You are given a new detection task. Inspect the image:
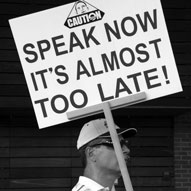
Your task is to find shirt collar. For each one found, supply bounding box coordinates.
[79,176,105,191]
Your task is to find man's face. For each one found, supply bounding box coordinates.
[94,136,130,175]
[75,2,88,14]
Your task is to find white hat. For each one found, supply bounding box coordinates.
[77,118,137,149]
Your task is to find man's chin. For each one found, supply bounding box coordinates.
[115,167,123,177]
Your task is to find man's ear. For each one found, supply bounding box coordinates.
[85,147,96,162]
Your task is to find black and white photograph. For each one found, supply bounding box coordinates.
[0,0,191,190]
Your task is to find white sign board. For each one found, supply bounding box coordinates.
[9,0,182,129]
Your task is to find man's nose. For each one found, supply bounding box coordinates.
[122,145,130,154]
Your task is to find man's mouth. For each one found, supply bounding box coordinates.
[124,155,130,162]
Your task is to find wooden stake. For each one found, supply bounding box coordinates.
[103,102,133,191]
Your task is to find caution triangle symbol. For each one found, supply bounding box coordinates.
[64,0,105,28]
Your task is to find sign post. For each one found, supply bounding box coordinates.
[103,101,133,191]
[67,92,146,191]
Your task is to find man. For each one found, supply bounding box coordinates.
[72,118,137,191]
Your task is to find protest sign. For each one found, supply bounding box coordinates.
[9,0,182,129]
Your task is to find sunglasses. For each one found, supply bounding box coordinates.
[88,139,129,149]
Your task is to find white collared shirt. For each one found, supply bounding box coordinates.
[72,176,109,191]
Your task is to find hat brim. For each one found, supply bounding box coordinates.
[101,128,137,138]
